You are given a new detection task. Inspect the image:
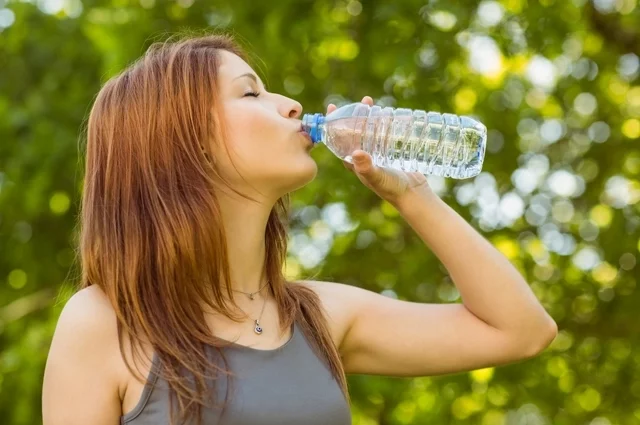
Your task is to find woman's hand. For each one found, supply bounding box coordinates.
[326,96,433,206]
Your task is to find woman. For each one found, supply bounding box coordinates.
[42,34,557,425]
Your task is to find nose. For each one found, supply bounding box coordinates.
[278,96,303,119]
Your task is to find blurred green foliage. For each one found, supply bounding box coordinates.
[1,0,639,424]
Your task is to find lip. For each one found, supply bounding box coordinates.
[299,130,313,146]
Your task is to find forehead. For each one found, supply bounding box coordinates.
[217,50,255,81]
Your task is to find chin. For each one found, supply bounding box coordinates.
[280,156,318,194]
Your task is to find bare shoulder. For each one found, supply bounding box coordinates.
[53,285,120,352]
[63,285,117,320]
[42,285,124,424]
[294,280,374,351]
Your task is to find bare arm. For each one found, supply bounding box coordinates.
[302,187,557,377]
[393,187,557,339]
[42,287,123,425]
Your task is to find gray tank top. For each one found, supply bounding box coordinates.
[121,321,352,424]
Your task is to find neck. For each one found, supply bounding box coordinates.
[217,189,275,295]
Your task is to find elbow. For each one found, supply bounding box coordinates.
[522,317,558,358]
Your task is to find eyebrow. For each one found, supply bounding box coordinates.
[233,72,265,88]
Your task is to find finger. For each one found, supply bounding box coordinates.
[361,96,374,106]
[327,103,337,114]
[352,149,372,163]
[352,150,375,174]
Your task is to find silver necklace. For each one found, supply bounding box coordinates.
[231,280,269,301]
[252,295,267,335]
[230,281,269,334]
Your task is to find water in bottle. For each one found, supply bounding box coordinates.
[302,102,487,179]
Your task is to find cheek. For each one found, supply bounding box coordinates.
[215,110,273,172]
[224,136,316,180]
[223,107,279,160]
[215,136,317,193]
[222,124,279,172]
[216,107,317,191]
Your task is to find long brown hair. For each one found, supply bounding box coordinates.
[79,32,349,424]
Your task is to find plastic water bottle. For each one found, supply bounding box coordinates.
[302,102,487,179]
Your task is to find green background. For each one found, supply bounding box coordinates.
[1,0,639,424]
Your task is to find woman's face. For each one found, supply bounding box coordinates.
[214,51,317,200]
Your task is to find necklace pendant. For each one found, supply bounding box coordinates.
[249,293,255,300]
[254,320,263,335]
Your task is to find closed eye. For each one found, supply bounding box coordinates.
[244,91,260,98]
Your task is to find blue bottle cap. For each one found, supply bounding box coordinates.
[302,113,326,144]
